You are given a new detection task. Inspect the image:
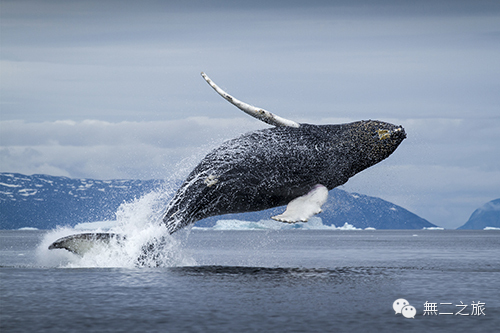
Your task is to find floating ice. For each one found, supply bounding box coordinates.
[196,218,362,231]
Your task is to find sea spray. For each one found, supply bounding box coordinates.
[37,187,196,268]
[36,141,221,268]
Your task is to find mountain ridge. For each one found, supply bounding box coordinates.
[457,198,500,230]
[1,172,436,230]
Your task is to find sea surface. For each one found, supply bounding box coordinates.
[1,229,499,332]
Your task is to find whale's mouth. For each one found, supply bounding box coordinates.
[393,126,407,140]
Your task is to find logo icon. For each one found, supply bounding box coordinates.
[401,305,417,318]
[393,298,415,319]
[393,298,409,314]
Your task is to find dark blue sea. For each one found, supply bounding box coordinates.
[1,229,499,332]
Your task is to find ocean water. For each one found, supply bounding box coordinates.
[1,228,499,332]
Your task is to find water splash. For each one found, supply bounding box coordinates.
[37,187,197,268]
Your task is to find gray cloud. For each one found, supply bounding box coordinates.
[0,117,263,179]
[0,117,261,147]
[2,1,499,122]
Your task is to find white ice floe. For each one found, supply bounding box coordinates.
[196,218,363,231]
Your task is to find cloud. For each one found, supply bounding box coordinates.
[2,1,499,123]
[0,117,264,179]
[0,118,262,147]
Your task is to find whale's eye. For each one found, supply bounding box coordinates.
[377,129,390,140]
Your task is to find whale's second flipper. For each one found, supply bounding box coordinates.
[271,184,328,223]
[49,233,124,256]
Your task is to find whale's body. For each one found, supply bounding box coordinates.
[49,73,406,258]
[164,121,405,233]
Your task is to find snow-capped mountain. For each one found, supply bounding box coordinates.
[458,198,500,230]
[0,173,160,229]
[1,172,438,230]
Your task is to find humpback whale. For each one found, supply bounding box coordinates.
[49,72,406,255]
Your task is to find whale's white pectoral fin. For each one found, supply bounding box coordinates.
[201,72,300,128]
[272,184,328,223]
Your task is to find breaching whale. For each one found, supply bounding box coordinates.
[49,72,406,255]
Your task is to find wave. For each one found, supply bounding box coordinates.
[37,188,196,268]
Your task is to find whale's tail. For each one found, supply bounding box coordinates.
[48,232,169,266]
[48,232,124,256]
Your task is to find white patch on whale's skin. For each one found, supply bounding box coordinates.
[272,184,329,223]
[201,72,300,128]
[204,174,219,187]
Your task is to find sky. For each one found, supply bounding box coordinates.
[1,0,499,229]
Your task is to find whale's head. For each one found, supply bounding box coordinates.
[318,120,406,176]
[341,120,406,173]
